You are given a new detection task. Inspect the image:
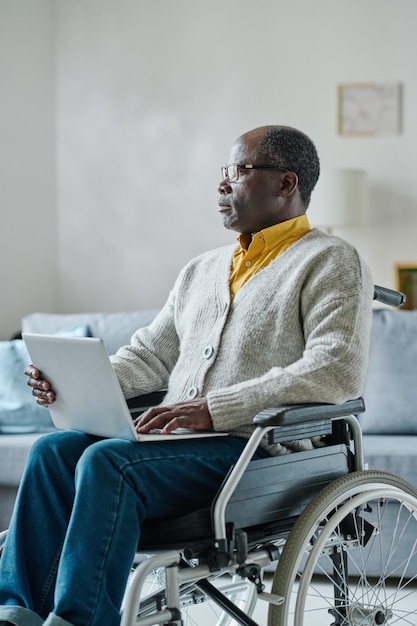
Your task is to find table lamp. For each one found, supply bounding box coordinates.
[309,168,368,234]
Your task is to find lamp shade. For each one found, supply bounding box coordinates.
[309,168,368,229]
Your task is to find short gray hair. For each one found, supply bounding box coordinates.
[255,126,320,207]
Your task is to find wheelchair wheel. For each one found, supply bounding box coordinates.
[268,470,417,626]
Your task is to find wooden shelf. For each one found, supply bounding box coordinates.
[395,264,417,310]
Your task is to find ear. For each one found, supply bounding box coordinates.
[279,171,299,197]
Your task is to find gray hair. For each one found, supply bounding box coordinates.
[255,126,320,207]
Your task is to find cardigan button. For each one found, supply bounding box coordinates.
[203,345,214,359]
[187,386,198,399]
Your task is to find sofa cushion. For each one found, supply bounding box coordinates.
[363,434,417,488]
[0,433,44,486]
[21,310,160,355]
[0,325,91,434]
[361,308,417,434]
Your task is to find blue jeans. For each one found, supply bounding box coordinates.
[0,430,268,626]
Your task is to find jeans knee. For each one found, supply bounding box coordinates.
[75,439,122,477]
[27,430,96,476]
[74,440,143,497]
[28,432,66,468]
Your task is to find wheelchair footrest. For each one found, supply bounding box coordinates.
[258,590,284,606]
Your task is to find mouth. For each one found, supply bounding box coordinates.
[218,198,232,211]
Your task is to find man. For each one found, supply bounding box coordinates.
[0,125,373,626]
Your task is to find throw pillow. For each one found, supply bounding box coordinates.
[0,325,91,434]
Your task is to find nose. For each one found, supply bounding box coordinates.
[218,178,232,195]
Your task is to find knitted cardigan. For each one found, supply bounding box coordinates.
[111,229,374,456]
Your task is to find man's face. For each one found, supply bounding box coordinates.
[217,132,283,234]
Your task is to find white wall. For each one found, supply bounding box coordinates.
[0,0,57,339]
[1,0,417,338]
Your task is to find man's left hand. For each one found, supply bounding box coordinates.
[134,397,213,435]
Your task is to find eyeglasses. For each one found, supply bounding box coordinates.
[221,163,291,183]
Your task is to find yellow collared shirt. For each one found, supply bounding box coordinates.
[229,214,311,298]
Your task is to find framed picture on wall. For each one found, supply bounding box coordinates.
[337,82,402,136]
[395,264,417,310]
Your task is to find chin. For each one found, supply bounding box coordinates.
[224,223,242,234]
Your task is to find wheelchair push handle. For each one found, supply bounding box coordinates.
[373,284,406,308]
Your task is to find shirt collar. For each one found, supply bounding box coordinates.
[237,214,311,252]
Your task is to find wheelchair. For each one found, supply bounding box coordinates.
[1,286,417,625]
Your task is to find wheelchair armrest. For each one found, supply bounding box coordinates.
[373,284,406,307]
[253,398,365,427]
[126,390,167,414]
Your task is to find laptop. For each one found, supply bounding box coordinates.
[22,333,225,442]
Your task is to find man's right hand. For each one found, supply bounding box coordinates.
[25,365,56,407]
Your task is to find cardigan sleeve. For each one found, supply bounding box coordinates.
[110,289,180,399]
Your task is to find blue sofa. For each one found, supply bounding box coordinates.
[360,308,417,482]
[1,307,417,536]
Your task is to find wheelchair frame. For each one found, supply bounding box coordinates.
[119,285,417,626]
[122,417,417,626]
